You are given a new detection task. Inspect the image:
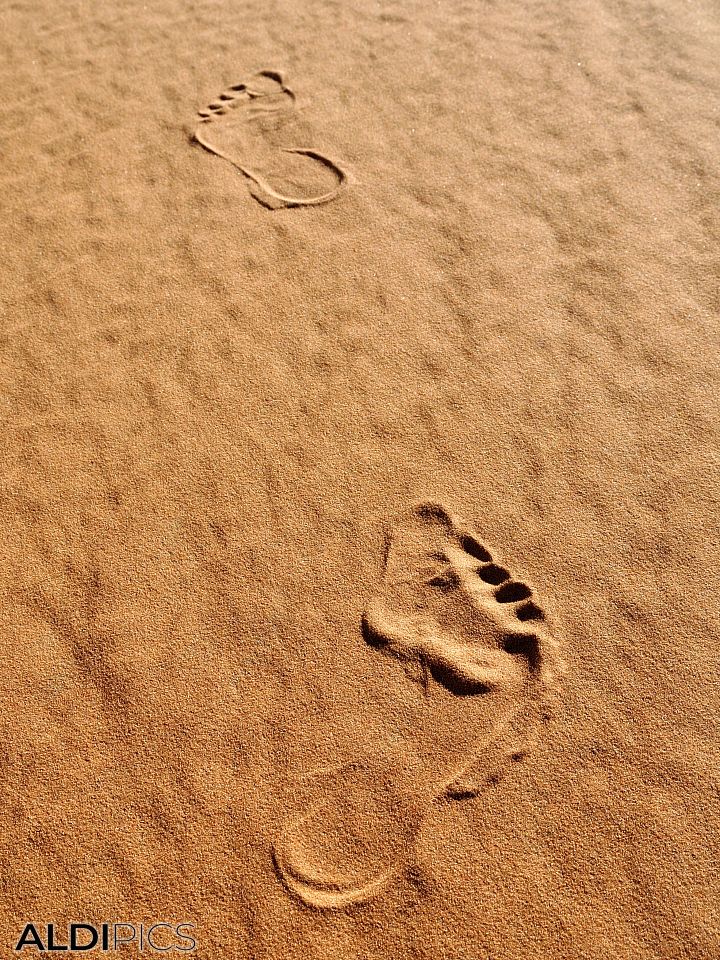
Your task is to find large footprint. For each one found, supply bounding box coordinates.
[194,70,346,209]
[273,502,563,909]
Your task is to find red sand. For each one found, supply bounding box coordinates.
[1,0,718,957]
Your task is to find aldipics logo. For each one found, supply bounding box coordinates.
[14,924,196,953]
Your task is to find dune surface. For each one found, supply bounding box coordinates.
[0,0,718,957]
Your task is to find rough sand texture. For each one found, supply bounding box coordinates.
[1,0,719,957]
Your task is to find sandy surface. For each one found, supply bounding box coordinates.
[1,0,719,956]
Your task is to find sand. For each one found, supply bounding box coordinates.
[0,0,718,956]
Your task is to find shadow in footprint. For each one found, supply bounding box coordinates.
[193,70,347,209]
[273,502,564,910]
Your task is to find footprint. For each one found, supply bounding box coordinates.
[193,70,346,209]
[273,502,563,909]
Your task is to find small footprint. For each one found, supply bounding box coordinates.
[193,70,346,209]
[273,502,563,909]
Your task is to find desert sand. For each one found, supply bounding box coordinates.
[0,0,718,957]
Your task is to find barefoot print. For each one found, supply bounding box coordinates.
[273,503,563,909]
[193,70,346,209]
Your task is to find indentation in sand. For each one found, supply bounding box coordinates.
[193,70,346,209]
[273,502,564,909]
